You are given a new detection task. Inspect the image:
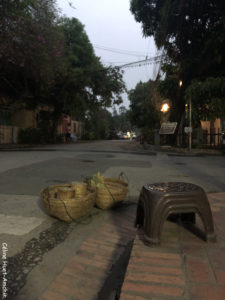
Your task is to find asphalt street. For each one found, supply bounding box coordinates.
[0,140,224,299]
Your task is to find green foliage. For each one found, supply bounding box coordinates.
[46,17,125,112]
[1,2,126,142]
[90,172,105,189]
[111,106,132,133]
[0,0,63,102]
[185,77,225,121]
[130,0,225,122]
[129,80,161,131]
[83,108,113,140]
[18,127,63,144]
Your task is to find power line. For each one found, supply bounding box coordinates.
[117,55,165,69]
[93,44,153,58]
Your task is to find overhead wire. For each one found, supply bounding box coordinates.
[116,55,165,69]
[93,44,153,58]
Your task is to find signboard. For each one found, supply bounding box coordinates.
[184,127,192,133]
[159,122,177,135]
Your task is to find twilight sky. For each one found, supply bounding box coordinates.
[56,0,160,108]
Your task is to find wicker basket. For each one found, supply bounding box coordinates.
[71,182,88,198]
[95,177,128,210]
[41,183,95,222]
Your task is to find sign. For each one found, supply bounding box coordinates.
[159,122,177,135]
[184,127,192,133]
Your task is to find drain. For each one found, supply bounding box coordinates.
[97,240,133,300]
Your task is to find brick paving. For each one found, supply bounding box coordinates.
[120,193,225,300]
[39,193,225,300]
[40,206,136,300]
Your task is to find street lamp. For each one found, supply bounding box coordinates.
[161,103,170,113]
[160,100,170,113]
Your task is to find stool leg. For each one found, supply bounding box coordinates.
[198,210,216,242]
[135,201,144,227]
[196,193,216,243]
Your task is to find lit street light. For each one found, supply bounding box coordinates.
[161,103,170,113]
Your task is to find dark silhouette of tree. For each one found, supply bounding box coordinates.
[129,80,161,134]
[130,0,225,121]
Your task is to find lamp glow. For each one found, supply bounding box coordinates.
[161,103,170,112]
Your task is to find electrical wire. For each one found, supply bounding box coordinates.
[93,44,153,58]
[117,55,165,69]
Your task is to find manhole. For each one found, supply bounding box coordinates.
[175,162,186,165]
[81,160,95,163]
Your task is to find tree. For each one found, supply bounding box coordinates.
[130,0,225,122]
[44,17,126,137]
[0,0,63,103]
[0,2,126,141]
[83,108,113,140]
[185,77,225,121]
[129,80,161,136]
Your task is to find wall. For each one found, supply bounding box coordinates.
[0,126,19,144]
[12,109,36,128]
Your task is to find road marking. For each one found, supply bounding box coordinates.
[0,214,44,235]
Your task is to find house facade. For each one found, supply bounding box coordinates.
[0,102,83,144]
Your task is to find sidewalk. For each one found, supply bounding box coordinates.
[120,140,224,157]
[35,192,225,300]
[38,204,137,300]
[120,193,225,300]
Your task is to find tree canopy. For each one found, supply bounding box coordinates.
[45,17,125,121]
[0,0,126,141]
[0,0,63,102]
[129,80,161,132]
[130,0,225,122]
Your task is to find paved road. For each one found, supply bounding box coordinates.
[0,140,224,299]
[0,140,224,251]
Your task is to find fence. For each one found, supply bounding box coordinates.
[177,129,225,149]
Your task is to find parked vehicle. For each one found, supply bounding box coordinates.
[130,131,136,139]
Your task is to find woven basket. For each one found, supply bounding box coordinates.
[41,183,95,222]
[58,187,74,199]
[95,177,128,210]
[71,182,88,198]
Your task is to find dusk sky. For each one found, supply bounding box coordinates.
[56,0,161,108]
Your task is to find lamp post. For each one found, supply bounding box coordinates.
[180,80,192,151]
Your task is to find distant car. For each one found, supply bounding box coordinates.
[119,132,127,139]
[123,133,128,139]
[119,133,125,139]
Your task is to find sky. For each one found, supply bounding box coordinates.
[56,0,161,108]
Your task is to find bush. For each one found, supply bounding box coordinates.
[18,127,62,144]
